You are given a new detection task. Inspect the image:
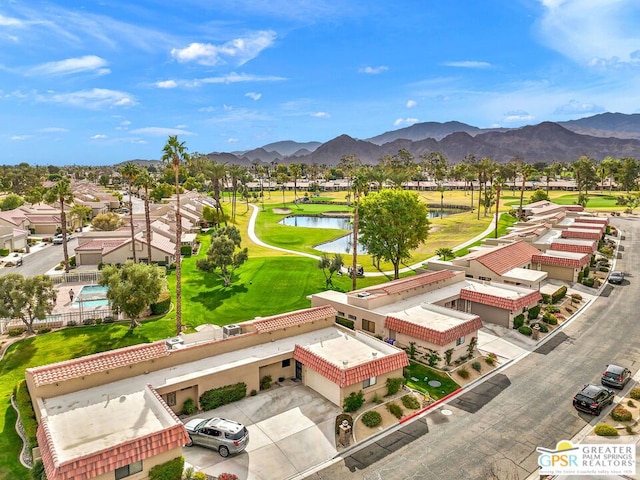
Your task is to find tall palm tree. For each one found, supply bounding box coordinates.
[423,151,449,218]
[135,169,154,264]
[493,165,509,238]
[161,136,190,335]
[69,204,92,232]
[120,162,140,263]
[350,166,368,290]
[288,163,303,202]
[228,165,245,221]
[518,163,538,219]
[473,157,494,220]
[207,161,227,226]
[44,178,74,273]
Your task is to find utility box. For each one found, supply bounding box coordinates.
[223,324,242,338]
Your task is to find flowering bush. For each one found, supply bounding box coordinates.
[217,474,239,480]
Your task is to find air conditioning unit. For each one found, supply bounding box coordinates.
[223,324,242,338]
[165,336,184,350]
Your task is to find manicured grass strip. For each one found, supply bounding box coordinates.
[453,213,518,257]
[404,361,460,400]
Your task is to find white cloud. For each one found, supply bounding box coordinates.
[39,127,68,133]
[27,55,109,76]
[44,88,137,109]
[442,60,491,68]
[11,135,29,141]
[129,127,195,136]
[503,110,535,123]
[192,72,286,86]
[359,65,388,74]
[406,100,417,108]
[91,134,107,139]
[311,111,330,118]
[0,14,24,27]
[199,106,216,113]
[554,100,605,115]
[155,80,178,89]
[393,117,418,126]
[171,30,276,67]
[537,0,640,67]
[227,137,239,143]
[245,92,262,100]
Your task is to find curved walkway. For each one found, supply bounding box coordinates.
[246,204,497,277]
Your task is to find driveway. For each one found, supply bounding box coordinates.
[182,382,341,480]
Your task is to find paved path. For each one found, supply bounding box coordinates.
[246,204,497,277]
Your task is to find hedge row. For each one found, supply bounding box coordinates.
[199,382,247,411]
[151,291,171,315]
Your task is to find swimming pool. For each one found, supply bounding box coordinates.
[72,285,109,308]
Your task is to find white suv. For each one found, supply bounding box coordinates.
[184,417,249,457]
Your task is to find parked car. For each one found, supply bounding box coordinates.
[52,233,72,245]
[572,384,614,415]
[608,271,624,284]
[183,417,249,457]
[601,364,631,389]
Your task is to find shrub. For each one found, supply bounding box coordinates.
[543,313,558,325]
[250,389,257,396]
[582,278,595,287]
[533,322,549,333]
[471,361,481,372]
[199,382,246,411]
[372,393,383,404]
[361,410,382,427]
[628,400,635,407]
[541,293,551,304]
[599,266,609,272]
[7,328,25,337]
[545,305,560,314]
[182,398,196,416]
[513,314,525,329]
[630,388,640,400]
[401,394,421,410]
[611,406,633,422]
[387,402,404,419]
[577,271,584,283]
[31,459,45,480]
[343,391,365,412]
[527,305,541,320]
[15,381,38,449]
[457,368,470,379]
[66,320,77,327]
[485,355,495,366]
[260,375,272,390]
[626,425,634,434]
[594,423,619,436]
[103,316,115,323]
[36,327,51,335]
[0,248,9,257]
[180,245,193,256]
[518,325,533,336]
[335,317,354,330]
[551,285,567,303]
[386,377,405,396]
[217,474,239,480]
[583,266,590,277]
[150,291,171,315]
[82,318,96,326]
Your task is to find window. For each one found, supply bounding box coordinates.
[362,319,375,333]
[363,377,377,388]
[282,359,291,368]
[456,336,465,346]
[348,314,357,320]
[165,392,176,406]
[337,311,345,317]
[115,461,143,480]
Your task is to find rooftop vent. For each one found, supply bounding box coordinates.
[356,292,372,298]
[165,337,184,350]
[223,324,242,338]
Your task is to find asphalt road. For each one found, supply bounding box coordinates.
[312,217,640,480]
[0,238,77,277]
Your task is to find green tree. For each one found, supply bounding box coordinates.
[350,167,368,290]
[162,135,190,334]
[149,182,175,202]
[99,262,165,329]
[529,189,550,204]
[518,163,537,219]
[359,189,429,279]
[0,193,24,211]
[44,178,74,273]
[92,212,123,231]
[572,155,598,198]
[0,274,56,334]
[422,151,449,217]
[69,204,93,231]
[120,162,141,263]
[318,253,344,288]
[196,226,249,287]
[288,162,303,202]
[435,247,454,261]
[616,157,639,193]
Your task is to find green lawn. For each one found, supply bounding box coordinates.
[452,212,518,257]
[403,361,460,399]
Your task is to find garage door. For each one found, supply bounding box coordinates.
[78,252,103,265]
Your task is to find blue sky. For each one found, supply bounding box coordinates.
[2,0,640,166]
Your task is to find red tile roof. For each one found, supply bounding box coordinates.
[550,240,597,254]
[253,305,337,333]
[471,241,541,275]
[565,205,585,212]
[27,342,169,387]
[578,217,609,226]
[532,252,590,268]
[384,315,483,345]
[460,288,542,311]
[560,229,601,240]
[74,239,126,251]
[38,412,189,480]
[293,345,408,387]
[359,270,457,296]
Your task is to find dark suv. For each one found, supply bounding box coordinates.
[573,384,614,415]
[601,364,631,389]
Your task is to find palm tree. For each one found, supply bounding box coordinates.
[120,162,140,262]
[135,169,154,263]
[423,151,449,218]
[44,178,74,273]
[288,163,303,202]
[69,204,92,232]
[493,165,509,238]
[207,161,227,226]
[435,247,454,261]
[518,163,537,219]
[161,135,190,335]
[350,166,368,290]
[473,157,494,220]
[228,165,245,221]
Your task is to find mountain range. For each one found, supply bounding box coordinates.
[207,112,640,167]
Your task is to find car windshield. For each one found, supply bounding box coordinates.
[225,427,247,441]
[575,394,596,403]
[604,371,621,379]
[195,420,208,430]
